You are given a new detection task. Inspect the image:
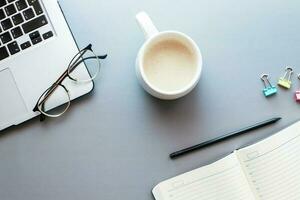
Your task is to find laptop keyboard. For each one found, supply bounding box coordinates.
[0,0,54,61]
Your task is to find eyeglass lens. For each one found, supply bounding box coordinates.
[67,48,101,83]
[37,84,71,118]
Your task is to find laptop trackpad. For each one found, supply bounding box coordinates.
[0,69,28,126]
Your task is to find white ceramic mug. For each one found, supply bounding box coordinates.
[135,12,203,100]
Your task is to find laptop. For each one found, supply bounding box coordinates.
[0,0,94,131]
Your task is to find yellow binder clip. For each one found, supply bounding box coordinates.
[278,67,293,89]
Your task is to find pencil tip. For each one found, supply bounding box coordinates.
[275,117,282,121]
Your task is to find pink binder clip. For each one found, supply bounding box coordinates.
[295,74,300,102]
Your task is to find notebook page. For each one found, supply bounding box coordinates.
[237,121,300,200]
[153,153,255,200]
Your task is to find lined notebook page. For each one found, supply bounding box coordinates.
[153,153,255,200]
[238,121,300,200]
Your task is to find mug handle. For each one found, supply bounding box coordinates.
[136,11,159,40]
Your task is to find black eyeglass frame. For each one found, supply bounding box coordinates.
[33,44,107,121]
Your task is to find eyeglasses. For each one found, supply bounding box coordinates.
[33,44,107,121]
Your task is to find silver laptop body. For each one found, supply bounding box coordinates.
[0,0,93,131]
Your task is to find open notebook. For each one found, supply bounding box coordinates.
[153,121,300,200]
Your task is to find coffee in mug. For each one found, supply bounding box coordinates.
[143,39,198,92]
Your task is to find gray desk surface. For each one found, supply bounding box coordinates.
[1,0,300,199]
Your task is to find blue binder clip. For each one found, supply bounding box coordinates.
[261,74,277,97]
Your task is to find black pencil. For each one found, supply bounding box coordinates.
[170,117,282,159]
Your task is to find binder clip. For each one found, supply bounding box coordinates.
[278,67,293,89]
[295,74,300,102]
[261,74,277,97]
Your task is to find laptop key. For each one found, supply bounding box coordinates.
[23,7,34,20]
[27,0,42,15]
[0,46,9,60]
[0,0,6,8]
[4,3,17,16]
[29,30,41,44]
[1,18,13,30]
[22,14,47,33]
[42,31,53,40]
[0,8,5,20]
[20,40,30,49]
[29,30,38,38]
[11,26,22,38]
[0,31,12,44]
[16,0,27,11]
[31,35,41,44]
[7,41,20,55]
[12,13,23,25]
